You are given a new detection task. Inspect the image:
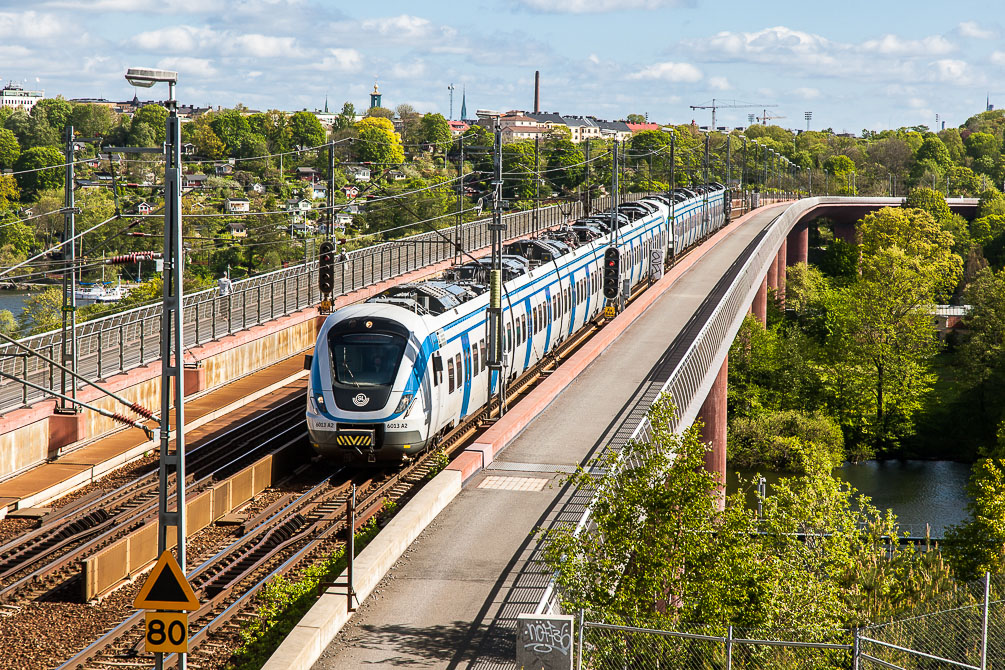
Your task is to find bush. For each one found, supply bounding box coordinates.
[728,410,845,473]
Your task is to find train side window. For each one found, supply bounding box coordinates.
[521,315,527,341]
[448,357,455,393]
[455,353,463,383]
[506,324,512,351]
[432,353,443,387]
[480,340,487,371]
[471,344,478,375]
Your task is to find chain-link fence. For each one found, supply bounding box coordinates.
[859,573,1001,670]
[553,574,1000,670]
[578,618,852,670]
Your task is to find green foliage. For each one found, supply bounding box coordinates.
[70,103,117,138]
[426,448,449,478]
[0,128,20,169]
[944,458,1005,580]
[192,124,226,160]
[210,109,253,154]
[729,410,846,472]
[287,111,326,149]
[0,174,20,211]
[354,117,404,165]
[417,113,451,150]
[31,97,72,132]
[818,238,858,281]
[130,104,168,144]
[545,138,585,192]
[13,145,63,197]
[541,393,944,632]
[0,219,35,257]
[331,102,356,133]
[228,519,384,669]
[502,141,536,200]
[17,287,62,335]
[970,214,1005,248]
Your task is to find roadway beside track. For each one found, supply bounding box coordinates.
[264,202,792,670]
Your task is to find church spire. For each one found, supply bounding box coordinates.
[460,86,467,120]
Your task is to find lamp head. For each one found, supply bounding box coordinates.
[125,68,178,87]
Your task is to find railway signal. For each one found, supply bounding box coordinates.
[319,241,335,297]
[603,246,620,300]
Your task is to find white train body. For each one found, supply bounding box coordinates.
[307,188,727,460]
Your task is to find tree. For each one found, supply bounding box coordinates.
[957,268,1005,414]
[944,458,1005,580]
[541,393,924,635]
[904,186,952,221]
[825,247,940,450]
[501,141,536,201]
[365,106,394,119]
[353,117,404,165]
[130,104,168,144]
[965,131,1000,163]
[70,103,117,138]
[729,409,845,472]
[858,206,962,299]
[288,111,325,149]
[209,109,253,155]
[0,128,19,169]
[417,113,451,150]
[544,138,585,192]
[332,102,356,133]
[17,287,62,335]
[0,219,35,257]
[13,145,63,197]
[0,175,19,210]
[3,109,30,146]
[192,124,226,160]
[31,97,72,132]
[626,113,646,124]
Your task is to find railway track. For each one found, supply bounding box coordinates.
[0,224,714,670]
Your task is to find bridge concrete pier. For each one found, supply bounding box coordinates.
[698,355,728,510]
[834,221,856,244]
[787,221,809,265]
[766,253,778,290]
[751,276,768,325]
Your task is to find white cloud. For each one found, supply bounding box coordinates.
[860,34,954,56]
[227,34,302,58]
[708,76,730,90]
[794,87,820,99]
[0,10,73,40]
[629,61,702,82]
[958,21,993,39]
[907,97,927,109]
[932,58,977,84]
[156,56,217,78]
[515,0,688,11]
[128,25,217,52]
[588,53,600,65]
[390,60,425,79]
[992,51,1005,66]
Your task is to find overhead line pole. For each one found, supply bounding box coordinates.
[487,118,505,414]
[59,124,78,413]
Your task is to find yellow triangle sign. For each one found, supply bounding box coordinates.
[133,550,199,611]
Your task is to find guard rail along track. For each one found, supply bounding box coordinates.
[0,194,629,415]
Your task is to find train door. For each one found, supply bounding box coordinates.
[543,286,553,353]
[460,332,472,417]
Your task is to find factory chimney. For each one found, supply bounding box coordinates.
[534,71,540,114]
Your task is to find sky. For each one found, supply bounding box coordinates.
[1,0,1003,134]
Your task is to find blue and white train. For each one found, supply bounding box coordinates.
[306,185,728,460]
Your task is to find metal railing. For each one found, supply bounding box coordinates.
[0,196,621,416]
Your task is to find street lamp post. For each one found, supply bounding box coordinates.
[125,67,185,670]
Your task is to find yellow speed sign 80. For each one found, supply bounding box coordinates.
[145,611,189,653]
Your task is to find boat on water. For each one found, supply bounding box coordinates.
[74,282,127,305]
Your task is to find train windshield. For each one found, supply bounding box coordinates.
[329,332,406,387]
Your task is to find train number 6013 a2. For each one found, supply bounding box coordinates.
[145,612,189,653]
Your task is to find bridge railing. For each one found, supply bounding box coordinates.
[0,195,626,416]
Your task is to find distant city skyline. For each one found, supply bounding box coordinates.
[1,0,1002,132]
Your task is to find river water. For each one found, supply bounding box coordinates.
[728,460,972,537]
[0,290,32,318]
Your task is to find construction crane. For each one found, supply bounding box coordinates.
[689,99,778,130]
[757,110,786,125]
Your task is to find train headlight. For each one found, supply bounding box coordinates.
[395,393,414,414]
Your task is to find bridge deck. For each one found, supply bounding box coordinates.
[310,204,787,670]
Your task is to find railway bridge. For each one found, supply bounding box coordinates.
[265,194,976,669]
